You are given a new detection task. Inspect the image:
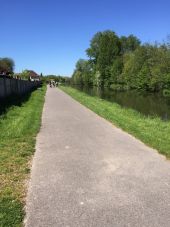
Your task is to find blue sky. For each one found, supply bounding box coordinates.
[0,0,170,76]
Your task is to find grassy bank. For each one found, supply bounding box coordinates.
[0,86,46,226]
[60,86,170,158]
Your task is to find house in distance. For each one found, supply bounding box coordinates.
[27,70,41,81]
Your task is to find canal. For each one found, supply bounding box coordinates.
[73,86,170,121]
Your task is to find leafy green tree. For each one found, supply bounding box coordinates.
[86,30,121,86]
[19,70,30,79]
[86,32,103,63]
[72,30,170,92]
[121,44,170,91]
[121,46,150,89]
[0,58,15,74]
[149,45,170,91]
[120,35,141,54]
[110,57,123,84]
[72,59,93,86]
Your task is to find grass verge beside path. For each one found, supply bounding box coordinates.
[0,86,46,227]
[60,86,170,159]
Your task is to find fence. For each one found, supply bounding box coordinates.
[0,77,41,99]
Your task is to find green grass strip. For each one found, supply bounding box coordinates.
[0,86,46,227]
[60,86,170,158]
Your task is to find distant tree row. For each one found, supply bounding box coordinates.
[72,31,170,92]
[0,57,71,84]
[42,75,71,84]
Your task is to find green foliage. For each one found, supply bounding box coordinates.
[122,45,170,91]
[18,70,30,80]
[86,32,102,62]
[72,30,170,92]
[0,197,23,227]
[42,75,71,84]
[0,58,15,74]
[0,86,46,226]
[120,35,141,54]
[163,89,170,97]
[86,30,121,86]
[110,57,123,84]
[72,59,93,85]
[122,47,150,89]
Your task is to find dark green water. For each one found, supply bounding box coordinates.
[73,86,170,121]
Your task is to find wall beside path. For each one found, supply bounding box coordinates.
[0,77,41,99]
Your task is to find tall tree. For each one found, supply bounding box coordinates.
[86,30,121,86]
[72,59,93,86]
[86,32,103,63]
[0,58,15,74]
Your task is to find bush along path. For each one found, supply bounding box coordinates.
[60,86,170,158]
[0,86,46,227]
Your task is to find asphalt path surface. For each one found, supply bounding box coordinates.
[25,87,170,227]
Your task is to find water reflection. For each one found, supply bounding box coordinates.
[73,85,170,121]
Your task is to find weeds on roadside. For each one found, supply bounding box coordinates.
[0,86,46,227]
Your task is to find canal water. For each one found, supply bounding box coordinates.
[73,86,170,121]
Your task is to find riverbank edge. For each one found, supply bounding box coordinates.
[60,86,170,159]
[0,86,46,227]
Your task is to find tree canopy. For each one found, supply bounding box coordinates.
[71,30,170,92]
[0,58,15,74]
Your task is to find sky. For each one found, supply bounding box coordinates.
[0,0,170,76]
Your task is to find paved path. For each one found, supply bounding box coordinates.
[25,87,170,227]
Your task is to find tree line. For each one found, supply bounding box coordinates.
[72,31,170,92]
[0,57,70,83]
[42,75,70,84]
